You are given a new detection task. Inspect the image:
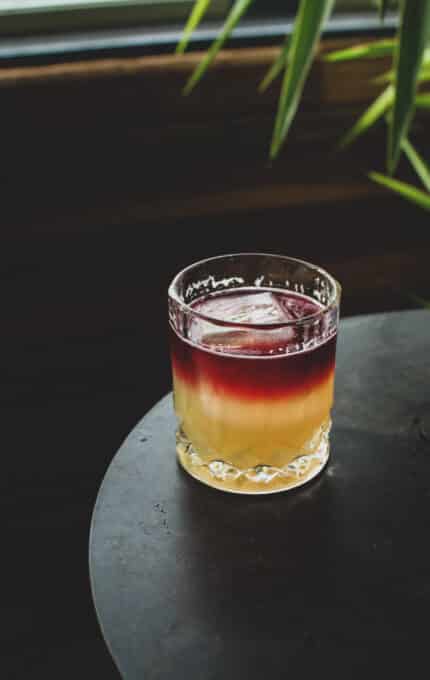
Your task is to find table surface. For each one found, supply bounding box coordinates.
[90,310,430,679]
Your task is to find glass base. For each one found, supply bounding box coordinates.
[176,422,331,495]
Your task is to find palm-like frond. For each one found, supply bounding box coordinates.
[402,139,430,191]
[184,0,254,95]
[369,171,430,210]
[339,85,394,148]
[388,0,430,174]
[176,0,213,54]
[270,0,335,158]
[259,38,290,92]
[324,39,395,62]
[416,93,430,108]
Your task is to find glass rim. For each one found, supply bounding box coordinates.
[168,252,342,330]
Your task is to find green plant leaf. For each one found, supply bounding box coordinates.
[339,85,394,148]
[388,0,430,174]
[324,39,395,63]
[418,68,430,82]
[270,0,335,159]
[402,138,430,191]
[371,70,393,85]
[422,47,430,66]
[176,0,213,55]
[259,38,290,92]
[369,171,430,210]
[183,0,254,94]
[373,47,430,84]
[375,68,430,86]
[416,92,430,108]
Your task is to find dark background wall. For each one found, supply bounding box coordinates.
[3,42,430,677]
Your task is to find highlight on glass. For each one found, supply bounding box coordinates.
[168,253,341,495]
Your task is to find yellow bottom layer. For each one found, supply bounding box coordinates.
[173,373,334,493]
[176,423,330,494]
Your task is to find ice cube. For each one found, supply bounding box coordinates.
[195,291,290,325]
[201,330,257,351]
[189,291,306,352]
[275,293,320,320]
[201,327,295,355]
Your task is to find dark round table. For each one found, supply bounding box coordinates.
[90,310,430,679]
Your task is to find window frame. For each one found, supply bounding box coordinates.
[0,6,397,65]
[0,0,230,36]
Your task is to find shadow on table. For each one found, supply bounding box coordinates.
[174,423,429,676]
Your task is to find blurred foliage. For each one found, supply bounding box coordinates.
[178,0,430,208]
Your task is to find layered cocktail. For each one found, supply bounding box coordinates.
[169,254,340,494]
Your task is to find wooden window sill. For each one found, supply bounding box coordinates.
[1,38,427,235]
